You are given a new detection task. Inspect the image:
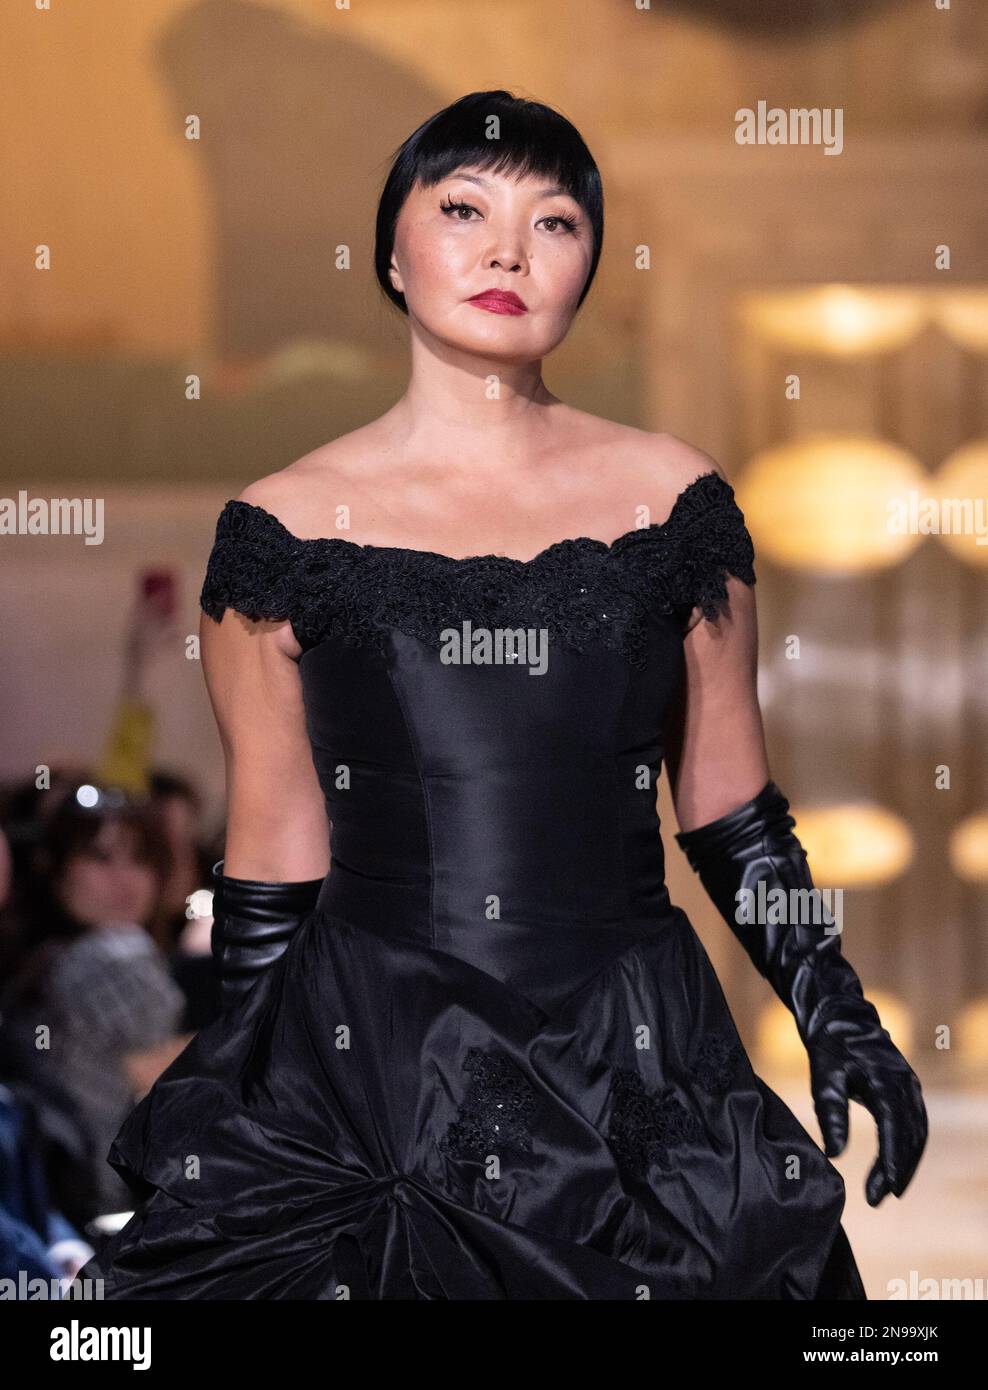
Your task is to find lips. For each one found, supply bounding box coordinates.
[467,290,528,316]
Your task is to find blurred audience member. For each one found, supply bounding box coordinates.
[0,784,191,1222]
[0,1081,93,1293]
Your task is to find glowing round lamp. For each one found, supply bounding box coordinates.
[793,801,915,887]
[755,999,806,1072]
[932,291,988,351]
[740,286,926,356]
[949,812,988,882]
[741,436,926,572]
[932,442,988,567]
[957,999,988,1064]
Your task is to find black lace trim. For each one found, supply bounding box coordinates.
[606,1070,703,1176]
[199,471,756,669]
[606,1029,746,1178]
[438,1046,539,1163]
[694,1031,745,1096]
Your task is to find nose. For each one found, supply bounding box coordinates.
[487,228,527,274]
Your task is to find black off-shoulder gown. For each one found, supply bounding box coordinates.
[76,471,866,1300]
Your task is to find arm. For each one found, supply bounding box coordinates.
[665,577,927,1208]
[122,1034,196,1098]
[199,602,330,1007]
[664,575,769,831]
[199,606,330,881]
[650,436,768,827]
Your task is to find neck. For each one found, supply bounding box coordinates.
[382,329,563,473]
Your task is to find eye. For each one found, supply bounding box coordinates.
[439,197,481,221]
[440,197,580,235]
[539,213,580,234]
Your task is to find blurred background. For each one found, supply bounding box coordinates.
[1,0,986,1298]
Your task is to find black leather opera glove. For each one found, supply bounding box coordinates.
[210,860,325,1011]
[674,781,927,1208]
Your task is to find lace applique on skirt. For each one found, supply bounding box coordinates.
[694,1031,745,1096]
[439,1046,539,1162]
[606,1068,703,1176]
[606,1030,746,1177]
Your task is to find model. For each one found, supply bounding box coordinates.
[76,89,926,1300]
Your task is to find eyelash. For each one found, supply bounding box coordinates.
[439,197,579,234]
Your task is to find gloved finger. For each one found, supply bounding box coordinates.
[886,1072,929,1196]
[869,1086,909,1194]
[866,1154,891,1206]
[859,1062,932,1194]
[811,1064,850,1157]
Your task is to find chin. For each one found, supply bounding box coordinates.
[451,318,562,361]
[428,326,529,360]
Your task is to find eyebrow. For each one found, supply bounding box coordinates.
[453,173,573,200]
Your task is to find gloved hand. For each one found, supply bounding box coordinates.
[210,859,325,1011]
[674,781,927,1207]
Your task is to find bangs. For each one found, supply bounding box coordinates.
[409,103,597,211]
[375,90,604,314]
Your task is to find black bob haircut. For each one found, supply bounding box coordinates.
[374,90,604,316]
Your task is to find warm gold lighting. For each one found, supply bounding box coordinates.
[957,999,988,1064]
[756,992,913,1072]
[740,435,926,572]
[860,991,912,1053]
[740,286,927,356]
[756,999,805,1072]
[949,812,988,882]
[793,801,915,886]
[932,442,988,567]
[931,290,988,351]
[262,337,375,384]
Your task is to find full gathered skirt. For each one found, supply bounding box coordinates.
[77,905,866,1300]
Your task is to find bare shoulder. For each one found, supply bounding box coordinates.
[577,417,728,516]
[610,424,726,487]
[205,438,360,658]
[645,430,729,487]
[571,412,725,481]
[235,424,385,537]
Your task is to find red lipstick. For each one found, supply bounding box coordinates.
[467,289,528,316]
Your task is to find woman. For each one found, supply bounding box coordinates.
[1,784,188,1224]
[76,90,926,1299]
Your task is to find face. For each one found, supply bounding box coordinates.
[389,165,594,362]
[55,819,158,930]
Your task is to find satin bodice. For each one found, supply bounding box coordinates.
[200,469,757,1004]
